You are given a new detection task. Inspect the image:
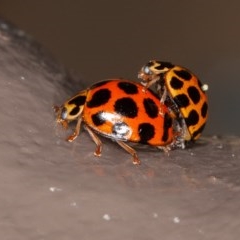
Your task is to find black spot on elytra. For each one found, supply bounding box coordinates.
[174,69,192,80]
[192,123,206,139]
[162,113,172,142]
[69,106,80,116]
[138,123,155,143]
[173,94,190,108]
[188,86,200,104]
[69,95,86,106]
[185,110,199,127]
[114,98,138,118]
[90,80,110,89]
[143,98,158,119]
[201,102,208,118]
[117,81,138,94]
[112,122,130,138]
[87,89,111,108]
[170,77,184,89]
[91,111,106,126]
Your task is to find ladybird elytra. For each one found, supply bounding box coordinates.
[138,60,208,143]
[54,79,175,164]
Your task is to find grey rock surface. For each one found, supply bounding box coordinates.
[1,19,240,240]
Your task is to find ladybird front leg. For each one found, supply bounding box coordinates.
[141,75,160,91]
[53,105,60,113]
[84,125,102,156]
[67,117,82,142]
[141,80,154,93]
[116,140,140,165]
[159,86,168,104]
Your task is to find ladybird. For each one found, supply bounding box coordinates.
[54,79,174,164]
[138,60,208,145]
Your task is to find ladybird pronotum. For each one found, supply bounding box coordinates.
[54,79,175,164]
[138,60,208,146]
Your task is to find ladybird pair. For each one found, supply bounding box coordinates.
[54,61,208,164]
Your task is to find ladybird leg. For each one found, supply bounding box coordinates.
[157,146,170,156]
[180,119,191,142]
[53,105,60,113]
[67,117,82,142]
[116,140,140,165]
[156,82,162,95]
[84,125,102,156]
[169,109,177,119]
[160,86,168,104]
[147,75,160,88]
[141,75,160,92]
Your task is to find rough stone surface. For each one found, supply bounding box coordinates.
[1,19,240,240]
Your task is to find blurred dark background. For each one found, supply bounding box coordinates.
[1,0,240,136]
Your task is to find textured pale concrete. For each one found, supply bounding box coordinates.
[1,19,240,240]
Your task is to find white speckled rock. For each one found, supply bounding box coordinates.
[0,18,240,240]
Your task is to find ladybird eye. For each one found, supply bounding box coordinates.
[143,66,152,75]
[61,107,68,120]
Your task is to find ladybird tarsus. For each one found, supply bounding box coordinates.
[67,117,82,142]
[116,140,141,165]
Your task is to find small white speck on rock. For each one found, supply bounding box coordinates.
[173,216,180,223]
[102,214,111,221]
[198,229,204,234]
[216,144,223,149]
[49,187,62,192]
[70,202,77,207]
[209,176,218,184]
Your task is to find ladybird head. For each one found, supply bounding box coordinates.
[138,60,174,83]
[54,90,87,128]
